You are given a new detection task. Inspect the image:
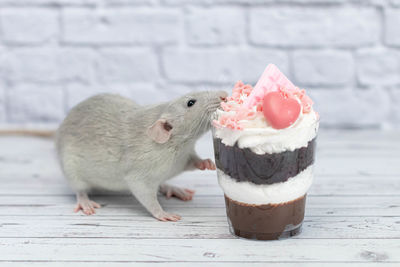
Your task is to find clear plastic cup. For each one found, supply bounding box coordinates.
[212,120,318,240]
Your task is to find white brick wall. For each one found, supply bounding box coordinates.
[3,48,96,84]
[62,8,181,45]
[0,84,5,122]
[8,84,64,122]
[250,7,380,48]
[357,48,400,86]
[96,48,159,83]
[292,50,354,86]
[389,88,400,126]
[0,8,58,45]
[385,9,400,46]
[0,0,399,129]
[185,7,245,46]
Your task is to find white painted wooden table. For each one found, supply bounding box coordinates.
[0,130,399,266]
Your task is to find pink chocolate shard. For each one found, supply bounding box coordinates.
[244,64,296,108]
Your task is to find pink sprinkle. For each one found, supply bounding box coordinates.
[237,107,257,121]
[292,88,313,114]
[220,102,233,112]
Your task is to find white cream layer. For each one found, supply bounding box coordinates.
[214,110,319,154]
[218,165,314,205]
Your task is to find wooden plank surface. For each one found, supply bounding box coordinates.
[0,238,399,263]
[0,195,399,217]
[0,130,399,266]
[1,215,399,239]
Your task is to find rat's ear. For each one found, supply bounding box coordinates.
[147,119,173,144]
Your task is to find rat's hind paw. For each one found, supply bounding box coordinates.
[74,199,101,215]
[155,211,182,222]
[194,158,216,171]
[160,184,195,201]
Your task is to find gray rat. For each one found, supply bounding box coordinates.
[55,91,227,221]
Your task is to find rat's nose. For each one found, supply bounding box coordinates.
[219,91,228,102]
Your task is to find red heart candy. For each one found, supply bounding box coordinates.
[263,91,301,129]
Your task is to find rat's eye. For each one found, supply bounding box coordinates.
[187,99,196,107]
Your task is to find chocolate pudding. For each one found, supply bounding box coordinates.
[224,195,306,240]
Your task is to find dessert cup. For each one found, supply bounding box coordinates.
[212,118,318,240]
[212,64,319,240]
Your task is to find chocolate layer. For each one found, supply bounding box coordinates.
[225,195,306,240]
[213,138,316,185]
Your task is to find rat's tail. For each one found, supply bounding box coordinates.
[0,129,55,138]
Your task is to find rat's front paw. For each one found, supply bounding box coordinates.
[155,211,182,222]
[194,158,216,171]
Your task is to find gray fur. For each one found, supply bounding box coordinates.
[56,91,227,220]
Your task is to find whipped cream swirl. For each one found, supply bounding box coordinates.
[214,109,318,154]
